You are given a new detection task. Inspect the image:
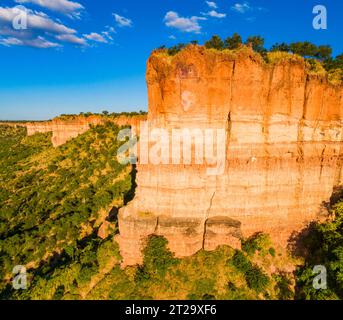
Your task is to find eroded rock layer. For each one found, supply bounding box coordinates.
[1,115,146,147]
[118,46,343,266]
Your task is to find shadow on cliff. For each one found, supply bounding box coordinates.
[329,186,343,206]
[106,164,137,227]
[124,164,137,205]
[287,222,319,260]
[287,189,341,260]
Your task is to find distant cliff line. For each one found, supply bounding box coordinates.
[0,112,147,147]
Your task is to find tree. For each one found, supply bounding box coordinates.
[167,43,186,56]
[295,200,343,299]
[102,110,109,116]
[139,235,179,279]
[205,35,224,50]
[315,45,332,61]
[337,54,343,64]
[290,41,318,57]
[246,35,265,53]
[324,53,343,72]
[270,42,290,52]
[224,33,242,50]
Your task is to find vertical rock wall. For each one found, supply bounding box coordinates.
[118,46,343,266]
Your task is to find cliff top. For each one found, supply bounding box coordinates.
[0,112,147,125]
[151,44,343,87]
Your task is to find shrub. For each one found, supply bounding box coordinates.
[242,233,272,256]
[306,58,327,76]
[168,43,186,56]
[328,69,343,85]
[269,247,276,257]
[231,251,252,273]
[274,273,294,300]
[139,235,179,279]
[267,51,303,64]
[245,266,270,293]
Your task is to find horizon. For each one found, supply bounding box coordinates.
[0,0,342,120]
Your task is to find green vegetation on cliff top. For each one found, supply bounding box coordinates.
[157,33,343,85]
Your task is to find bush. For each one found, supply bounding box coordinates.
[231,251,252,273]
[306,58,327,76]
[328,69,343,85]
[168,43,186,56]
[139,235,179,279]
[242,233,272,256]
[267,51,303,65]
[274,273,294,300]
[245,266,270,293]
[269,247,276,257]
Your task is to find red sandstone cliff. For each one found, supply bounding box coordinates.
[117,45,343,266]
[1,115,146,147]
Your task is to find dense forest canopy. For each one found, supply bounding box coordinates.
[0,123,132,299]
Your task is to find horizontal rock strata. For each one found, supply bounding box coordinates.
[1,115,146,147]
[118,46,343,266]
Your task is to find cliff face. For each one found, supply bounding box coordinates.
[7,115,146,147]
[118,46,343,266]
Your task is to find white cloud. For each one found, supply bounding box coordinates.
[0,36,22,46]
[0,35,60,48]
[231,2,251,13]
[29,35,61,47]
[84,32,107,43]
[56,33,86,45]
[164,11,206,34]
[113,13,132,27]
[101,26,115,41]
[101,26,116,42]
[231,2,266,14]
[169,35,176,40]
[206,1,217,9]
[0,6,76,34]
[0,6,84,48]
[205,10,226,18]
[15,0,84,18]
[0,6,121,49]
[0,25,31,38]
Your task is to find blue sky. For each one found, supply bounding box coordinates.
[0,0,342,120]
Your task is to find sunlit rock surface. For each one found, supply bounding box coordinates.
[118,46,343,266]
